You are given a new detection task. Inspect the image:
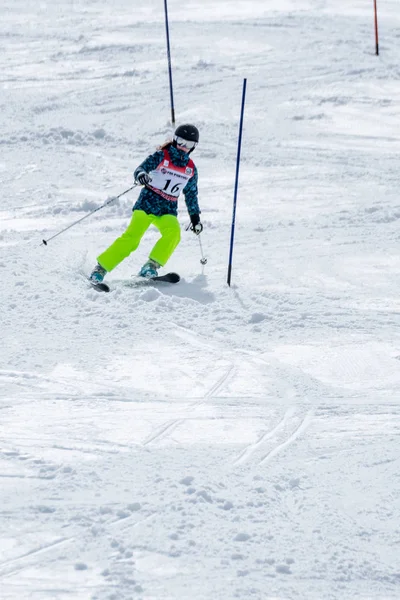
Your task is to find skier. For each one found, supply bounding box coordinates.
[89,124,203,284]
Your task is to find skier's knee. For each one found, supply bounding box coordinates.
[162,227,180,244]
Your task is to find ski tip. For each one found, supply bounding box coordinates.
[90,281,110,293]
[151,272,180,284]
[166,272,180,283]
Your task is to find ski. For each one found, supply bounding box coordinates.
[89,281,110,293]
[150,272,180,284]
[126,272,181,286]
[88,272,180,293]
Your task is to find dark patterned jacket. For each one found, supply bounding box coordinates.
[133,144,200,217]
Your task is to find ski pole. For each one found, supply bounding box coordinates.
[198,235,207,265]
[41,184,137,246]
[185,222,208,265]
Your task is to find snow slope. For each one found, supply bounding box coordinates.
[1,1,400,599]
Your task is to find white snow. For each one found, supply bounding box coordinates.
[1,1,400,599]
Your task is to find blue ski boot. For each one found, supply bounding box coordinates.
[139,259,159,279]
[89,263,107,283]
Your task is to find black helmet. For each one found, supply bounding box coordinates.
[174,124,199,144]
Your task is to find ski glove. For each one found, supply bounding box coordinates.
[136,171,151,186]
[190,213,203,235]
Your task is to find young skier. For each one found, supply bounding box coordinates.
[89,124,203,284]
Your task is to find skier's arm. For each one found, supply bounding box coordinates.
[134,151,164,185]
[183,166,200,216]
[183,167,203,234]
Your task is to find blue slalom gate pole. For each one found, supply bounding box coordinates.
[163,0,176,126]
[227,78,247,287]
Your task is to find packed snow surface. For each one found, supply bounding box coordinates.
[1,1,400,599]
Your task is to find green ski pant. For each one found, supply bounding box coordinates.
[97,210,181,272]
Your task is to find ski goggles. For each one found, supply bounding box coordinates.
[174,135,197,150]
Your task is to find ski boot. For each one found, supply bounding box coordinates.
[139,259,160,279]
[89,263,107,283]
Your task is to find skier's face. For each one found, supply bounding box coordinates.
[174,136,197,153]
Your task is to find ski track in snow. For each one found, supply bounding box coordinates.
[2,0,400,599]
